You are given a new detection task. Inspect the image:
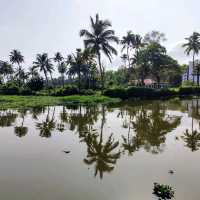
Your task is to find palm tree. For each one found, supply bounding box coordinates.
[54,52,64,64]
[9,49,24,86]
[80,14,119,91]
[67,49,88,92]
[33,53,51,85]
[183,32,200,83]
[121,31,135,69]
[58,61,67,88]
[132,34,144,61]
[0,62,14,83]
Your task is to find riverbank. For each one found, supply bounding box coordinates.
[0,95,121,109]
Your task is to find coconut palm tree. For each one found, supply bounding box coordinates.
[80,14,119,91]
[54,52,64,64]
[121,31,135,69]
[58,61,67,88]
[132,34,145,61]
[33,53,51,85]
[183,32,200,83]
[68,49,88,92]
[9,49,24,86]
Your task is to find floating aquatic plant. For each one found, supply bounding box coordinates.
[153,183,175,200]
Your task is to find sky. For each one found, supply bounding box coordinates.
[0,0,200,71]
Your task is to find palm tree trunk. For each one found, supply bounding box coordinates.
[78,68,81,93]
[193,52,195,83]
[127,47,131,69]
[97,52,104,93]
[18,63,21,87]
[62,73,65,88]
[44,72,49,86]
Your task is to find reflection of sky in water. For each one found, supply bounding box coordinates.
[0,99,199,200]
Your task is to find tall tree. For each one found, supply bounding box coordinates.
[54,52,64,64]
[67,49,88,92]
[121,31,135,69]
[33,53,52,85]
[58,61,67,88]
[9,49,24,86]
[80,14,119,91]
[183,32,200,83]
[144,31,167,44]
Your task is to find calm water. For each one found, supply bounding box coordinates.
[0,98,200,200]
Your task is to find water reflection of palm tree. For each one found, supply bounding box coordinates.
[182,129,200,152]
[14,109,28,137]
[120,103,181,154]
[83,107,120,179]
[60,105,99,135]
[30,106,46,120]
[0,110,18,127]
[133,104,181,154]
[36,107,56,138]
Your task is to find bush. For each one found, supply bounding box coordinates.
[0,83,20,95]
[20,87,34,96]
[126,87,155,98]
[179,87,200,95]
[51,85,79,96]
[104,87,127,99]
[157,88,178,97]
[80,89,95,95]
[182,80,196,87]
[26,77,44,91]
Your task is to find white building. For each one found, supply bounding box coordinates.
[182,61,199,83]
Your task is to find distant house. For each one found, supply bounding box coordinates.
[144,79,155,85]
[182,61,199,83]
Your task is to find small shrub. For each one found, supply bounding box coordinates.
[182,80,196,87]
[104,87,127,99]
[0,83,20,95]
[51,85,79,96]
[179,87,200,95]
[20,87,34,96]
[80,89,95,95]
[126,87,155,98]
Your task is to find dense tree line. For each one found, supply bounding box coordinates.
[0,13,198,95]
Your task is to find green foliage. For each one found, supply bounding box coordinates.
[0,95,120,109]
[153,183,175,200]
[182,80,196,87]
[51,85,79,96]
[127,87,155,98]
[179,87,200,95]
[104,87,127,99]
[80,89,96,95]
[26,77,44,91]
[0,83,20,95]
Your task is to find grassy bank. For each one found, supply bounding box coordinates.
[0,95,121,109]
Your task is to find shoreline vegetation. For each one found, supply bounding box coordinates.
[0,95,121,109]
[0,85,200,109]
[1,14,200,109]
